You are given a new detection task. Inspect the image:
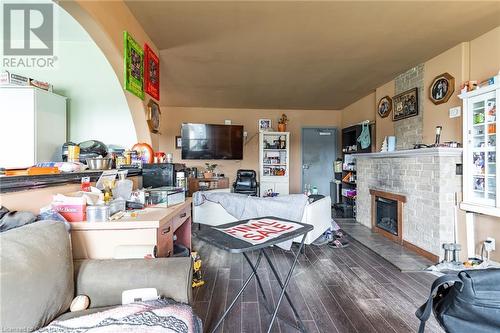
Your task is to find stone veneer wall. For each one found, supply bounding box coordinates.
[356,151,462,258]
[394,64,425,150]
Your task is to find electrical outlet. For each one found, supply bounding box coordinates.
[485,237,496,252]
[243,131,248,137]
[449,106,461,118]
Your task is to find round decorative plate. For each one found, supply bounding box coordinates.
[377,96,392,118]
[147,99,161,133]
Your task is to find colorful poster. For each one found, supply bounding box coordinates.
[217,218,302,245]
[144,43,160,101]
[123,31,144,99]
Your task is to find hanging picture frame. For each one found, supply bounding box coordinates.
[258,119,272,131]
[123,31,144,99]
[144,43,160,101]
[377,96,392,118]
[393,88,419,121]
[429,72,455,105]
[146,99,161,133]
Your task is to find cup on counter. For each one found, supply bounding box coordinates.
[166,153,173,163]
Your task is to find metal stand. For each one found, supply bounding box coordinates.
[209,234,308,333]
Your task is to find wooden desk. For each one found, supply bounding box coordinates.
[70,198,192,259]
[188,177,229,196]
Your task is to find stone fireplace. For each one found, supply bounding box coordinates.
[356,148,462,261]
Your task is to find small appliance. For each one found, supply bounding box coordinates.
[142,163,186,189]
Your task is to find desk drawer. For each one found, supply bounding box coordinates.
[156,221,173,257]
[173,205,191,230]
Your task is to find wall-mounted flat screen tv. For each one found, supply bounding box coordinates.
[181,123,244,160]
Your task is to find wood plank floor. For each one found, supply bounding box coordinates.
[192,233,444,333]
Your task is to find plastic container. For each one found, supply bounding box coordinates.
[109,199,126,215]
[86,205,110,222]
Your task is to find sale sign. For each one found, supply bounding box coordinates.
[217,218,302,245]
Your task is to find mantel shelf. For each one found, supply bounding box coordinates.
[356,147,463,159]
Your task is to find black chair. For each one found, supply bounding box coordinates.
[233,169,259,196]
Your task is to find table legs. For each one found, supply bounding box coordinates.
[209,251,264,333]
[263,234,307,333]
[262,236,307,333]
[209,234,308,333]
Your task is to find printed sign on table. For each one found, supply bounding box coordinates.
[217,218,302,245]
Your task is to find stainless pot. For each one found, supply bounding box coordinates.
[86,157,112,170]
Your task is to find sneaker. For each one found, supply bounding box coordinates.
[312,231,333,246]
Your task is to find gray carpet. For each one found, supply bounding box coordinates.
[335,218,436,272]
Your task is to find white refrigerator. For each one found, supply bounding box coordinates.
[0,86,67,169]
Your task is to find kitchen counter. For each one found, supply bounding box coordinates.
[0,169,141,193]
[69,199,189,229]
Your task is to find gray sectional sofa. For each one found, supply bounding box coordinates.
[0,220,193,331]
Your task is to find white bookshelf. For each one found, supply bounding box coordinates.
[259,131,290,196]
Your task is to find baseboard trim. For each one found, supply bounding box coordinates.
[402,240,439,263]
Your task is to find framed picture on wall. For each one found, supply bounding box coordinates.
[377,96,392,118]
[429,72,454,105]
[175,136,182,149]
[393,88,419,121]
[146,99,161,133]
[123,31,144,99]
[258,119,272,131]
[144,43,160,101]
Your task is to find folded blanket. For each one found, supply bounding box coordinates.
[193,191,308,222]
[35,299,202,333]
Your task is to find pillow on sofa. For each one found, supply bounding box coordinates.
[0,221,74,331]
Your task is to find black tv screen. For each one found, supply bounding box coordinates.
[181,123,244,160]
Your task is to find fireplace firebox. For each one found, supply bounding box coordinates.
[369,189,406,244]
[376,197,398,236]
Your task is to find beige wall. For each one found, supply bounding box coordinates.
[159,107,342,193]
[61,0,161,149]
[470,26,500,80]
[341,92,376,128]
[422,43,468,144]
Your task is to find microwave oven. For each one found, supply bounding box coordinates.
[142,163,186,189]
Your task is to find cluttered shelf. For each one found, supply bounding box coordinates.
[0,169,142,193]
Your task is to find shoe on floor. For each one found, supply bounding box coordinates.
[312,231,333,246]
[328,238,350,248]
[334,229,345,239]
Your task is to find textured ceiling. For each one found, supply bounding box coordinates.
[125,1,500,109]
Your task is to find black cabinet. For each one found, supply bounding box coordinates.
[334,123,375,218]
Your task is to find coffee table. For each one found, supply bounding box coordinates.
[196,216,313,333]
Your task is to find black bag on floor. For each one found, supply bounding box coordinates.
[416,268,500,333]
